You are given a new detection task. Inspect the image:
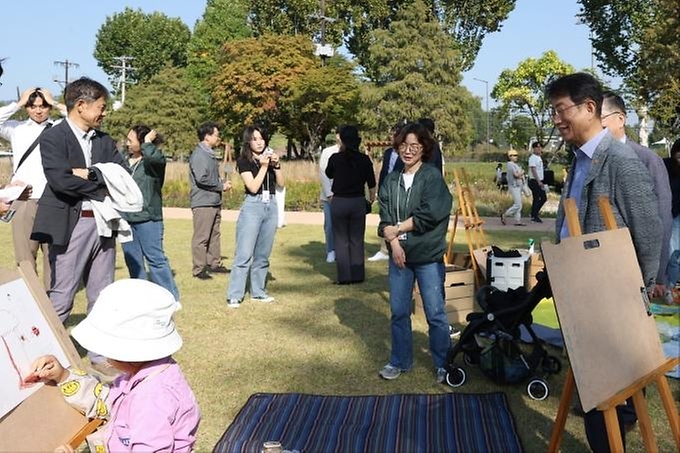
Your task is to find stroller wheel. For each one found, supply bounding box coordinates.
[542,355,562,374]
[527,379,549,401]
[445,367,467,388]
[463,352,478,366]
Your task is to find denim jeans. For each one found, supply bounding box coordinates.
[388,260,451,369]
[122,220,180,301]
[227,195,278,300]
[322,199,334,253]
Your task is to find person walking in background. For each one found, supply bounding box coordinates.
[227,125,284,308]
[377,122,452,383]
[528,141,547,223]
[326,125,376,284]
[601,92,672,300]
[501,149,526,226]
[319,127,340,263]
[189,122,231,280]
[368,123,403,262]
[122,125,180,301]
[0,88,66,289]
[30,77,129,377]
[664,138,680,301]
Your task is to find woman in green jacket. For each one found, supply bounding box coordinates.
[122,125,179,301]
[377,122,452,383]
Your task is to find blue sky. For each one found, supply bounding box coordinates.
[0,0,612,109]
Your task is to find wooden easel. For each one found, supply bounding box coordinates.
[547,197,680,452]
[446,167,487,282]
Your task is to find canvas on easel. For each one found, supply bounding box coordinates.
[0,263,91,452]
[541,227,666,412]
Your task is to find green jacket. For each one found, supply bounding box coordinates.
[378,164,453,264]
[124,142,166,223]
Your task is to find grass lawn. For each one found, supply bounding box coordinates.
[0,219,677,452]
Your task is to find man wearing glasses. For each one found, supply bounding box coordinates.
[601,91,672,300]
[547,73,662,452]
[0,88,66,289]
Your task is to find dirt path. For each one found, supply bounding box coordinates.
[163,207,556,233]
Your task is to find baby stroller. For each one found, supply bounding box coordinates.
[444,270,562,400]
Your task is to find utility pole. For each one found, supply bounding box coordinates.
[53,59,79,87]
[473,78,490,154]
[310,0,335,64]
[111,56,136,106]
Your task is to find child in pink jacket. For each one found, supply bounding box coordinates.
[30,279,200,452]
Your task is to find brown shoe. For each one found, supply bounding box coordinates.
[208,265,230,274]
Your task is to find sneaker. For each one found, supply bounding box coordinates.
[368,251,389,262]
[193,269,213,280]
[379,364,403,380]
[251,295,275,303]
[208,265,230,274]
[227,299,241,309]
[326,251,336,263]
[436,367,447,384]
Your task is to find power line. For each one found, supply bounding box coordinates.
[53,59,80,88]
[111,56,136,106]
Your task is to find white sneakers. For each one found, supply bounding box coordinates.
[367,250,389,262]
[326,251,336,263]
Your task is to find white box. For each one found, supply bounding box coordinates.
[486,254,531,291]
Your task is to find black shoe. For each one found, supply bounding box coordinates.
[532,217,543,223]
[208,265,230,274]
[193,270,213,280]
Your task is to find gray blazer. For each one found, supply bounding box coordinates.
[31,121,127,246]
[626,139,673,285]
[555,132,662,288]
[189,143,223,208]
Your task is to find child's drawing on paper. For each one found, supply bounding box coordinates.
[0,279,71,419]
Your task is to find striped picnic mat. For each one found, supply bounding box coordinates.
[214,392,521,453]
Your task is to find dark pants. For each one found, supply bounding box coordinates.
[584,397,637,452]
[528,179,547,220]
[330,196,366,283]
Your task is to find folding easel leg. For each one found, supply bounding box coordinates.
[656,375,680,448]
[548,369,575,452]
[632,390,657,452]
[603,408,625,453]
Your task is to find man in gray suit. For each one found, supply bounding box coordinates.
[31,77,128,376]
[546,73,662,452]
[601,91,672,299]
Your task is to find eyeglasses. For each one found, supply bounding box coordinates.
[601,111,624,120]
[398,143,423,153]
[550,102,586,119]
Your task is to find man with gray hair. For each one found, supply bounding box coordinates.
[31,77,128,377]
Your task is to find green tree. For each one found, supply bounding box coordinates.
[94,8,191,83]
[186,0,252,96]
[103,66,207,160]
[578,0,680,138]
[491,50,574,145]
[358,0,472,154]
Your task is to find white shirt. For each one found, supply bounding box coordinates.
[0,102,60,199]
[319,144,339,200]
[528,153,544,181]
[66,118,95,209]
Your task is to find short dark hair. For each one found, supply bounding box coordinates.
[671,138,680,158]
[418,117,435,134]
[130,124,163,146]
[339,125,361,152]
[602,91,626,114]
[531,141,542,149]
[64,77,109,112]
[240,124,269,160]
[197,121,219,141]
[545,72,603,117]
[27,89,52,109]
[394,122,436,162]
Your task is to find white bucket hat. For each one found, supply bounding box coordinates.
[71,279,183,362]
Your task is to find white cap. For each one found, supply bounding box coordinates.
[71,279,182,362]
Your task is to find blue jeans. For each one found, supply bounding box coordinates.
[322,199,334,253]
[667,216,680,286]
[122,220,180,301]
[227,195,278,300]
[388,260,451,369]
